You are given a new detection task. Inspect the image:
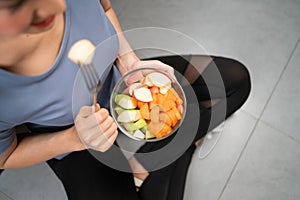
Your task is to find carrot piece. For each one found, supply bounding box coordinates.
[140,103,150,120]
[156,124,172,138]
[169,88,183,105]
[172,107,182,120]
[152,93,158,104]
[162,100,176,112]
[157,93,167,105]
[164,113,172,126]
[166,90,177,101]
[167,109,178,127]
[149,102,158,110]
[137,101,146,109]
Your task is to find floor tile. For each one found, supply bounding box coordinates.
[184,111,257,200]
[112,0,300,118]
[110,0,130,17]
[220,122,300,200]
[0,163,67,200]
[261,41,300,142]
[0,191,13,200]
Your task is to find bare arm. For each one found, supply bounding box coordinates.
[101,0,174,79]
[100,0,140,74]
[0,126,83,169]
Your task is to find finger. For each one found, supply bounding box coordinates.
[95,103,101,112]
[126,71,144,85]
[101,130,118,152]
[99,116,115,133]
[91,108,109,125]
[77,106,93,118]
[102,122,118,140]
[89,125,117,150]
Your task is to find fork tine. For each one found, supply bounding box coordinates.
[87,63,99,88]
[79,63,100,93]
[80,65,93,91]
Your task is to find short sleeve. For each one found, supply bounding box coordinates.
[0,122,16,154]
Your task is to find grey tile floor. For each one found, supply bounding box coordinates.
[1,0,300,199]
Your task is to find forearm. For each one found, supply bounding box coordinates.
[104,5,140,74]
[2,126,83,169]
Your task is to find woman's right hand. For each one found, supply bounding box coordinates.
[74,105,118,152]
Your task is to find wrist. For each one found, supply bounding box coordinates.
[116,51,140,75]
[63,126,85,152]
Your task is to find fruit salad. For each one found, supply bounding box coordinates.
[114,71,184,140]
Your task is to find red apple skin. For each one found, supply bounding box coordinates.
[150,86,159,94]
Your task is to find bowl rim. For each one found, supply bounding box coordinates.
[110,67,187,142]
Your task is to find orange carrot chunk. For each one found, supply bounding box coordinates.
[169,88,183,105]
[137,101,146,109]
[162,100,176,112]
[172,107,182,120]
[167,109,178,127]
[140,103,150,120]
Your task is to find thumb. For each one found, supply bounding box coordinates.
[95,103,101,112]
[126,71,144,85]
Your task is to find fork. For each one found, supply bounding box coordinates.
[78,62,102,113]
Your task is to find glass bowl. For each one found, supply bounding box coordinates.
[110,67,187,142]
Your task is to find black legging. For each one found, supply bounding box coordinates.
[2,55,251,200]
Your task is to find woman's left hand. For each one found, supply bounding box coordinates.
[125,60,175,85]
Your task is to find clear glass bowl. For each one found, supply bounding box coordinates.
[110,67,187,142]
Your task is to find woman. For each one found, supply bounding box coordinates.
[0,0,251,199]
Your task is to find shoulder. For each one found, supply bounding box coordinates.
[100,0,112,12]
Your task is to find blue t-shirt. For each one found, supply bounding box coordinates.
[0,0,121,156]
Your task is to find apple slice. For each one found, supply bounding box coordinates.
[114,106,124,115]
[123,119,147,132]
[148,122,164,135]
[133,129,145,139]
[142,75,154,87]
[159,83,171,94]
[150,105,160,123]
[117,110,141,123]
[128,82,142,96]
[145,131,156,139]
[68,39,95,64]
[146,72,171,88]
[122,122,136,133]
[133,88,153,102]
[115,94,137,109]
[142,126,156,139]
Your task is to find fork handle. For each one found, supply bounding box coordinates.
[92,92,98,113]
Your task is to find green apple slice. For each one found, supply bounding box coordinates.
[123,119,147,132]
[115,94,137,109]
[114,106,124,115]
[133,129,145,139]
[145,131,156,139]
[122,122,136,133]
[117,110,141,123]
[140,126,155,139]
[133,88,153,102]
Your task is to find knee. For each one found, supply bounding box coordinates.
[230,60,251,107]
[214,56,252,104]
